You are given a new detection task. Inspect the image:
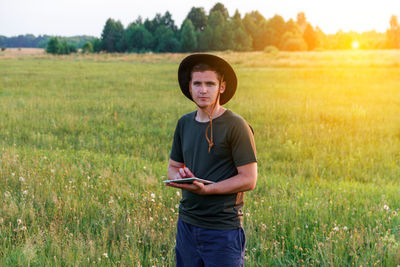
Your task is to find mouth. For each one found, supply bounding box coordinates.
[199,97,209,101]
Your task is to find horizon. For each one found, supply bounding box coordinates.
[1,0,399,37]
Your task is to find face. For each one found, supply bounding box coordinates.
[189,71,226,109]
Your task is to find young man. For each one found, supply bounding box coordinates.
[166,54,257,266]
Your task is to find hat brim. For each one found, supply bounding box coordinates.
[178,54,237,105]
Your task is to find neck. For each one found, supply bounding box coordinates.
[195,105,226,122]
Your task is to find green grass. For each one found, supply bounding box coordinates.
[0,50,400,266]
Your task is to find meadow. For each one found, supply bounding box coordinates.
[0,49,399,266]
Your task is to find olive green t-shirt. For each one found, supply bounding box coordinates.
[170,109,257,230]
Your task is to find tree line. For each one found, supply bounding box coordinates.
[82,3,400,53]
[1,3,399,54]
[0,35,95,50]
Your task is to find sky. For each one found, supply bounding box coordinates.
[0,0,399,37]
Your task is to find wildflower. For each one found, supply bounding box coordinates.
[384,205,389,211]
[175,204,179,209]
[343,226,348,231]
[51,169,55,173]
[176,191,180,197]
[150,193,156,199]
[143,166,147,170]
[333,226,339,232]
[149,217,154,222]
[17,219,22,225]
[103,253,108,258]
[19,176,24,182]
[22,190,28,195]
[12,173,15,176]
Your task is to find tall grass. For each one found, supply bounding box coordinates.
[0,50,399,266]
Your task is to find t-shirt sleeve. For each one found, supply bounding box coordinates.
[230,118,257,167]
[170,119,184,163]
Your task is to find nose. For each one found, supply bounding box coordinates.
[199,84,207,94]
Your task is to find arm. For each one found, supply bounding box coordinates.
[166,162,257,195]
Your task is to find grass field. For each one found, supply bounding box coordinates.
[0,49,400,266]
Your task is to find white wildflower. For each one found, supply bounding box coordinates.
[176,191,181,197]
[333,226,339,232]
[343,226,348,231]
[103,253,108,258]
[150,193,156,199]
[384,205,389,211]
[19,176,24,182]
[22,190,28,195]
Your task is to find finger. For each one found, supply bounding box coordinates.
[179,168,186,178]
[184,167,194,177]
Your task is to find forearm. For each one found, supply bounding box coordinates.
[204,173,257,195]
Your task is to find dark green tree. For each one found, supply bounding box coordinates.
[180,19,197,52]
[210,3,229,19]
[101,18,124,52]
[153,27,180,52]
[91,38,102,52]
[46,37,60,54]
[230,10,252,51]
[186,7,207,30]
[197,26,213,51]
[123,24,153,52]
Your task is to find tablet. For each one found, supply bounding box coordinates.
[163,178,215,184]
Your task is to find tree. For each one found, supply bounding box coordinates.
[207,10,230,51]
[101,18,124,52]
[180,19,197,52]
[123,24,153,52]
[46,37,60,54]
[82,41,93,53]
[153,27,180,52]
[296,12,307,32]
[243,11,268,50]
[210,3,229,19]
[280,32,307,51]
[266,15,286,49]
[303,23,318,50]
[386,15,400,48]
[230,10,252,51]
[186,7,207,30]
[91,38,102,52]
[197,26,213,51]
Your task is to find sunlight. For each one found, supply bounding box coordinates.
[352,40,360,49]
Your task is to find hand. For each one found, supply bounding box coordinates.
[166,179,208,195]
[166,167,209,195]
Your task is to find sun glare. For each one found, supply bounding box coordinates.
[352,41,360,49]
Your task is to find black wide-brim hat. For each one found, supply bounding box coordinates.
[178,54,237,105]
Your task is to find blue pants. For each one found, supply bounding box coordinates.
[175,219,246,267]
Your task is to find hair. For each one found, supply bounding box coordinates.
[190,63,222,81]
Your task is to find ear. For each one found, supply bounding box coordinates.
[220,80,226,94]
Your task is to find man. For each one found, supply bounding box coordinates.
[166,54,257,266]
